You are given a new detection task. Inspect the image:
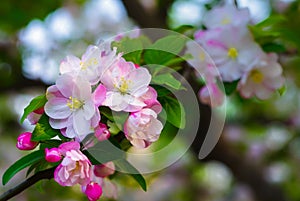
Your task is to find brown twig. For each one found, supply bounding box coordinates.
[0,167,55,201]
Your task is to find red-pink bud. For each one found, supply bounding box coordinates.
[134,64,140,68]
[85,182,102,201]
[16,132,39,150]
[45,148,62,162]
[95,123,110,141]
[94,162,115,178]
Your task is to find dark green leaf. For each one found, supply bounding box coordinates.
[222,80,239,95]
[2,150,45,185]
[32,114,61,142]
[152,85,172,97]
[114,159,147,191]
[99,106,114,121]
[85,140,126,164]
[39,140,62,150]
[262,43,286,53]
[159,96,186,129]
[20,94,47,123]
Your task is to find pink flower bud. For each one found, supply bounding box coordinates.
[27,107,44,125]
[16,132,39,150]
[85,182,102,201]
[94,162,115,178]
[95,123,110,141]
[134,64,140,68]
[45,148,62,163]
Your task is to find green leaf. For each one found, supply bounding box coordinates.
[159,96,186,129]
[262,43,286,53]
[163,54,193,67]
[114,159,147,191]
[2,150,45,185]
[152,73,182,90]
[20,94,47,123]
[107,121,121,135]
[278,84,287,96]
[112,37,143,64]
[39,140,62,150]
[222,80,239,95]
[152,85,172,97]
[32,114,61,142]
[85,140,126,164]
[144,35,187,65]
[99,106,114,121]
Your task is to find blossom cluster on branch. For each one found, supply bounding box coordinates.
[186,4,285,107]
[8,43,164,201]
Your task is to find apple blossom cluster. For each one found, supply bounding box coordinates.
[186,4,285,106]
[15,44,163,200]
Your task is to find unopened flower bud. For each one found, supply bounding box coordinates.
[16,132,39,150]
[94,162,115,178]
[84,182,102,201]
[95,123,110,141]
[45,148,62,163]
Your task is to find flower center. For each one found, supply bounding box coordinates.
[227,47,238,60]
[67,96,84,110]
[199,52,206,61]
[221,17,231,25]
[250,69,264,83]
[80,58,99,70]
[117,77,131,94]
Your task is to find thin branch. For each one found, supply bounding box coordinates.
[0,167,55,201]
[234,0,238,7]
[121,0,167,28]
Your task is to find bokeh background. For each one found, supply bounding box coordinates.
[1,0,300,201]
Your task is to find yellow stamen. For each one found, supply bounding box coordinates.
[199,52,206,61]
[80,58,99,70]
[67,96,84,110]
[221,17,231,25]
[227,47,238,60]
[116,77,131,94]
[250,69,264,83]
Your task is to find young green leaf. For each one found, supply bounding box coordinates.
[32,114,61,142]
[2,150,45,185]
[144,35,187,65]
[112,37,143,64]
[114,159,147,191]
[152,73,182,90]
[20,94,47,123]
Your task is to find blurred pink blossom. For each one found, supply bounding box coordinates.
[203,4,250,29]
[199,82,225,107]
[94,162,115,178]
[197,26,262,81]
[238,53,284,99]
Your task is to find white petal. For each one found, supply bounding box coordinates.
[45,98,72,119]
